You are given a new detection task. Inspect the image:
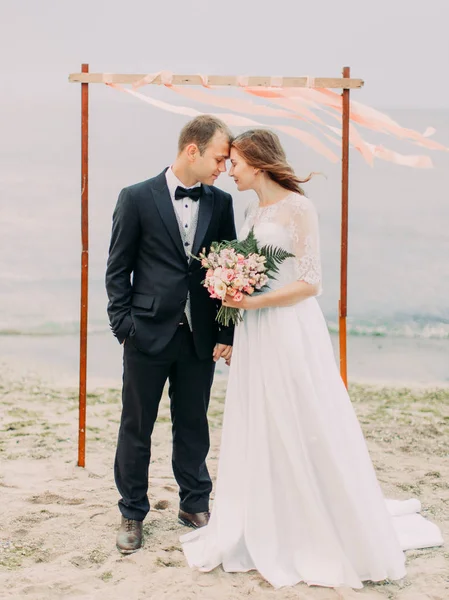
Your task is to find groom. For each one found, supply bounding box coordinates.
[105,115,236,554]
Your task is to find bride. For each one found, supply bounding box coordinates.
[181,129,443,589]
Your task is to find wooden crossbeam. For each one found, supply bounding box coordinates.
[68,73,364,89]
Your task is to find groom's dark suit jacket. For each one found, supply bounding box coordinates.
[105,169,236,360]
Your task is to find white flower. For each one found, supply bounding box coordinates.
[213,279,227,299]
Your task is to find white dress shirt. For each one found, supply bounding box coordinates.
[165,167,201,234]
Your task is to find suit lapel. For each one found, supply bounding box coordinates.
[191,185,214,259]
[152,170,187,263]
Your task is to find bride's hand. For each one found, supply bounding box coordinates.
[222,292,257,310]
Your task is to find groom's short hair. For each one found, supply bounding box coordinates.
[178,115,233,155]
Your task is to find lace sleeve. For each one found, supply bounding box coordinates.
[288,196,322,287]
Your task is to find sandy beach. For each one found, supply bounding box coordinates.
[0,364,447,600]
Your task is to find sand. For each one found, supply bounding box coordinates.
[0,367,447,600]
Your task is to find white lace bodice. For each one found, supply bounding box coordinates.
[239,193,322,293]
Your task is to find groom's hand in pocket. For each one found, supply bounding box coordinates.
[213,344,233,364]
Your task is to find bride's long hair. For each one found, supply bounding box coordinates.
[231,129,314,196]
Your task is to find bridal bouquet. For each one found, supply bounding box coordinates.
[195,228,294,326]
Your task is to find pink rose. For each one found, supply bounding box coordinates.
[233,291,243,302]
[243,286,254,295]
[206,269,214,278]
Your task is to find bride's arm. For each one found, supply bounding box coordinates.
[240,279,319,309]
[224,279,319,309]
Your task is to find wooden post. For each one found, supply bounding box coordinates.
[339,66,350,388]
[78,63,89,467]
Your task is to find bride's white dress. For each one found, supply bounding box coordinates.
[181,193,443,589]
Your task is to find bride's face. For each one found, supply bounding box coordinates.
[229,148,257,191]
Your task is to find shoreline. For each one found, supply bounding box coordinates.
[1,330,448,390]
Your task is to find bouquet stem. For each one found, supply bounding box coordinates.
[217,305,244,327]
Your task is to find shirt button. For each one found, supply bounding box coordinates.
[185,205,188,208]
[185,242,190,247]
[185,224,188,228]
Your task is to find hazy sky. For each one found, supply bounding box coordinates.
[1,0,448,340]
[1,0,449,109]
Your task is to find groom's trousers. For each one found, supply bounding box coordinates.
[114,322,216,522]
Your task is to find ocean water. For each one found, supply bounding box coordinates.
[1,91,448,360]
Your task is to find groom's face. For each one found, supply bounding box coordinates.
[191,131,230,185]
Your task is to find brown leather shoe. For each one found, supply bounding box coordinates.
[116,516,143,554]
[178,509,210,529]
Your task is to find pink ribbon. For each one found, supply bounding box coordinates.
[106,72,448,168]
[133,71,173,89]
[107,83,339,162]
[251,87,448,152]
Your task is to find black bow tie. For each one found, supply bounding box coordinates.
[174,185,202,202]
